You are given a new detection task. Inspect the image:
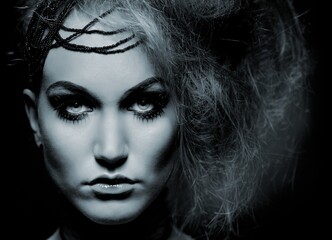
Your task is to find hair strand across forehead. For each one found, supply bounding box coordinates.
[25,0,144,83]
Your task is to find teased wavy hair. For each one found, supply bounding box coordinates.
[17,0,309,238]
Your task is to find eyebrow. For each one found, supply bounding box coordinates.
[119,77,165,103]
[46,80,94,96]
[45,77,164,102]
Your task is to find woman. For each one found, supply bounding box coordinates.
[15,0,310,239]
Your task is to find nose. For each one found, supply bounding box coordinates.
[93,112,128,168]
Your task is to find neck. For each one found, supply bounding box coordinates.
[57,190,172,240]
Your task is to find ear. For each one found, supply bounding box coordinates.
[23,89,42,147]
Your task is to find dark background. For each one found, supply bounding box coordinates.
[4,1,328,239]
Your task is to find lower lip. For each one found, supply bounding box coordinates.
[90,183,134,195]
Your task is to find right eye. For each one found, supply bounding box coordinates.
[65,101,92,115]
[48,94,95,123]
[56,99,94,122]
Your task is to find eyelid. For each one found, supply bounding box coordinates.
[47,93,97,123]
[47,92,99,109]
[66,103,93,112]
[119,90,168,109]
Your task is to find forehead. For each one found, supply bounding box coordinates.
[42,9,155,94]
[58,8,137,50]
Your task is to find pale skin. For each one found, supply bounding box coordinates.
[23,9,179,229]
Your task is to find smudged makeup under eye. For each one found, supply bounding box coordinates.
[45,81,170,123]
[122,91,170,121]
[47,94,95,123]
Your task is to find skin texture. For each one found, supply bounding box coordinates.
[24,10,178,225]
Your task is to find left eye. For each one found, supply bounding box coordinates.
[130,99,154,112]
[121,91,169,121]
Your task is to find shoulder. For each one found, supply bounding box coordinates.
[46,227,195,240]
[47,228,61,240]
[169,227,195,240]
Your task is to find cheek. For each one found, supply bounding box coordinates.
[37,102,91,182]
[41,129,86,171]
[125,110,178,175]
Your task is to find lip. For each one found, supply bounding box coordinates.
[88,175,138,196]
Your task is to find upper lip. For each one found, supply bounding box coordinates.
[89,174,137,185]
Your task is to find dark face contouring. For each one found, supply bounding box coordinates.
[24,8,178,225]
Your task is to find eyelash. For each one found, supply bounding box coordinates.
[126,93,169,121]
[49,92,169,123]
[50,96,94,123]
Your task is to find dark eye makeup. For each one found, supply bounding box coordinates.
[46,84,170,123]
[47,94,95,123]
[121,91,169,121]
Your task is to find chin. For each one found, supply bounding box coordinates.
[76,198,146,225]
[87,211,140,225]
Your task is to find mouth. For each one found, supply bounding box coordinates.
[88,175,138,197]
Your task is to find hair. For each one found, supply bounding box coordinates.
[16,0,310,238]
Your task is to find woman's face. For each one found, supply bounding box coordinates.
[24,11,177,225]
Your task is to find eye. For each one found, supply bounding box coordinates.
[125,92,169,122]
[130,99,154,113]
[56,99,93,122]
[66,101,91,114]
[47,94,95,123]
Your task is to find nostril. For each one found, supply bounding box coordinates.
[92,114,128,169]
[95,155,128,169]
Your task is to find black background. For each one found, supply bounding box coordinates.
[4,1,328,239]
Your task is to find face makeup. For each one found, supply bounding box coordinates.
[26,9,178,225]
